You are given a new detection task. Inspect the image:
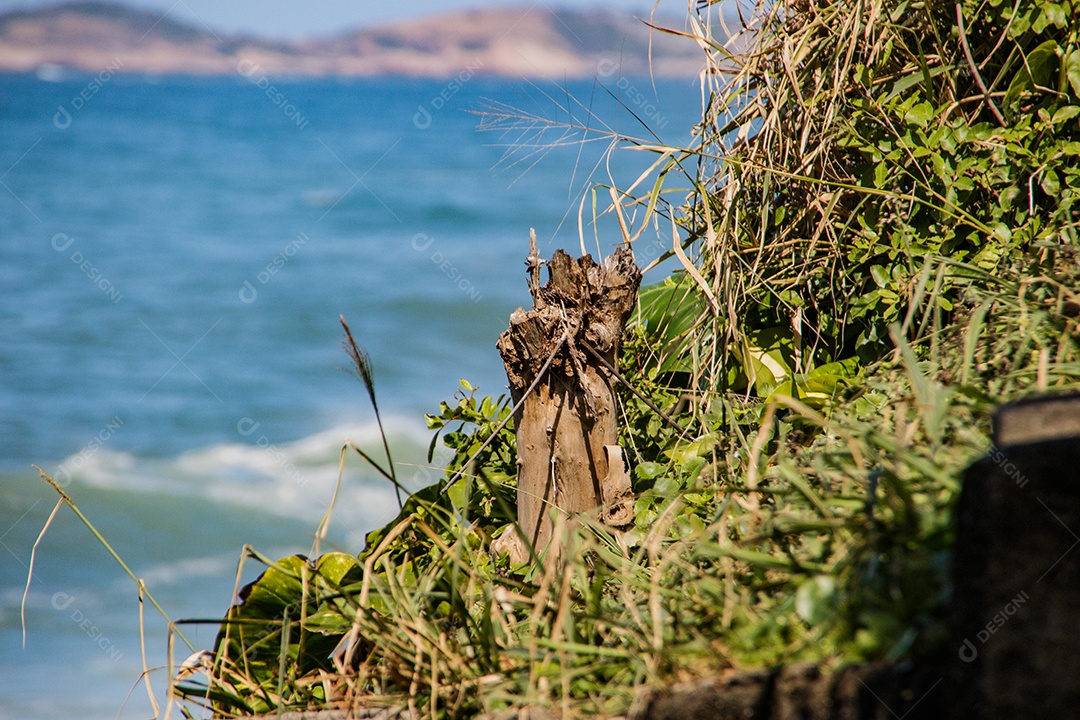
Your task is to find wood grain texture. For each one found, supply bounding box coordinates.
[495,246,641,560]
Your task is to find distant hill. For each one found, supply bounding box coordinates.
[0,1,706,77]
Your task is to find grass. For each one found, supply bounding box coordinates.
[155,250,1080,718]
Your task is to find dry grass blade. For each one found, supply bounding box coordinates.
[29,466,194,651]
[138,588,162,717]
[21,496,63,648]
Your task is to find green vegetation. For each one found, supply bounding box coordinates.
[33,0,1080,717]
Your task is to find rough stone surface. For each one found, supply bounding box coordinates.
[990,392,1080,445]
[479,709,563,720]
[632,663,947,720]
[952,393,1080,719]
[276,710,411,720]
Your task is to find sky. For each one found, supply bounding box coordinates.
[0,0,683,38]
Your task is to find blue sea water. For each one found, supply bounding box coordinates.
[0,71,700,718]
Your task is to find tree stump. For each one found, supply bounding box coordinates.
[492,239,642,564]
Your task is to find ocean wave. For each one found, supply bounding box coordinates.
[130,553,237,589]
[299,188,340,207]
[47,418,452,525]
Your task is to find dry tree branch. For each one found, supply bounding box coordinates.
[955,2,1006,125]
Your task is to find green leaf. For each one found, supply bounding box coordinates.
[870,264,889,288]
[236,555,308,616]
[635,461,665,480]
[1042,168,1061,197]
[1066,47,1080,97]
[304,603,354,635]
[796,576,837,625]
[653,474,681,497]
[1043,2,1066,28]
[1052,105,1080,126]
[734,326,797,396]
[904,101,934,127]
[314,552,359,586]
[667,437,715,465]
[447,476,470,513]
[1004,40,1060,111]
[795,364,857,407]
[633,273,707,374]
[874,161,888,187]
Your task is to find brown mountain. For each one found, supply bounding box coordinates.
[0,1,705,77]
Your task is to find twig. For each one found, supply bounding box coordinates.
[526,227,543,300]
[579,340,695,441]
[956,3,1006,126]
[438,332,569,495]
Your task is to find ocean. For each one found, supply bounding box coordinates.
[0,71,700,718]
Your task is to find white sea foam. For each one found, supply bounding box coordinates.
[52,418,452,526]
[133,554,236,588]
[300,189,340,207]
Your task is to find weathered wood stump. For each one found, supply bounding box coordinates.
[492,239,641,563]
